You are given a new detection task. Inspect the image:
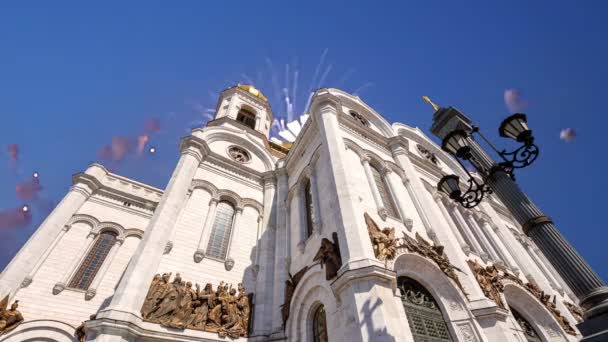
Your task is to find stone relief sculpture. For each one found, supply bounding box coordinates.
[563,301,584,323]
[467,260,505,308]
[0,296,24,336]
[75,314,96,342]
[478,261,578,335]
[313,232,343,280]
[141,273,252,338]
[399,232,468,298]
[281,266,311,328]
[365,213,397,261]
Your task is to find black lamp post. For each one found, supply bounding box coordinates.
[428,101,608,341]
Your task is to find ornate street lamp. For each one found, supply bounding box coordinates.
[436,113,539,208]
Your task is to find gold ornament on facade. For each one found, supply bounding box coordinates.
[365,213,397,261]
[422,96,440,112]
[399,231,468,298]
[141,273,252,338]
[0,296,24,336]
[563,301,583,323]
[313,232,343,280]
[467,260,505,308]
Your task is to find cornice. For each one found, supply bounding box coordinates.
[179,135,210,162]
[339,113,391,154]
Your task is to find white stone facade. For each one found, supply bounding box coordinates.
[0,86,582,341]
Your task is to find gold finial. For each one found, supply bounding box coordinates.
[422,96,440,112]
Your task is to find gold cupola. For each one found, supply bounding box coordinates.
[237,84,268,102]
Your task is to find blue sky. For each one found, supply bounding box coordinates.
[1,2,606,280]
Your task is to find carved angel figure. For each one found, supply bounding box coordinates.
[313,232,343,280]
[0,296,24,336]
[365,213,397,261]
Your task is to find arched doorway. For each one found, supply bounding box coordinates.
[512,308,542,342]
[398,276,453,342]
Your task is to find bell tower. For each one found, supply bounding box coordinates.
[214,84,273,138]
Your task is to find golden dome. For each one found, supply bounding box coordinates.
[237,84,268,102]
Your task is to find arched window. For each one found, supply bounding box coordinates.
[236,108,256,129]
[370,164,399,219]
[206,201,236,259]
[304,179,314,238]
[512,308,542,342]
[69,231,118,290]
[312,305,328,342]
[399,277,453,342]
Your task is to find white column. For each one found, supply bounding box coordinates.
[96,137,205,322]
[21,224,71,288]
[387,138,488,302]
[433,194,471,254]
[0,168,97,298]
[361,157,387,219]
[253,174,275,337]
[476,214,520,273]
[383,168,414,229]
[194,198,218,262]
[522,238,562,292]
[465,212,501,264]
[450,203,488,260]
[53,231,96,295]
[85,238,123,300]
[223,206,243,270]
[270,169,289,338]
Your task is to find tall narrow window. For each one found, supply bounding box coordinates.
[399,277,453,342]
[304,180,314,238]
[312,305,328,342]
[206,201,236,259]
[236,109,256,129]
[69,231,118,290]
[370,164,399,218]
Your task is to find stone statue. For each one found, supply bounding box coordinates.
[281,266,311,327]
[0,296,24,336]
[313,232,343,280]
[365,213,397,261]
[141,274,252,338]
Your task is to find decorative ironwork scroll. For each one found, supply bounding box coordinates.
[141,273,252,338]
[313,232,342,280]
[365,213,397,261]
[0,296,24,336]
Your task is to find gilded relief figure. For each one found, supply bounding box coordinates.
[564,301,584,323]
[365,213,397,261]
[0,296,24,336]
[141,274,251,338]
[467,260,505,308]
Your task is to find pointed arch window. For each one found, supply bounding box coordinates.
[206,201,236,259]
[512,308,542,342]
[236,108,256,129]
[398,277,453,342]
[304,179,314,238]
[312,305,328,342]
[68,231,118,290]
[370,164,399,218]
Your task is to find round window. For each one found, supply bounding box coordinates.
[228,146,250,163]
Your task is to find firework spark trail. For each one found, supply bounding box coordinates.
[303,92,314,114]
[241,73,254,85]
[7,144,19,162]
[353,82,374,96]
[16,179,43,201]
[307,48,329,96]
[336,68,356,88]
[317,65,333,90]
[292,69,299,118]
[504,88,528,113]
[265,58,283,107]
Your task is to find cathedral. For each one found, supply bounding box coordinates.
[0,85,585,341]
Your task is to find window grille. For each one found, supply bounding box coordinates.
[512,309,542,342]
[206,201,236,259]
[236,109,256,129]
[69,231,118,290]
[312,305,328,342]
